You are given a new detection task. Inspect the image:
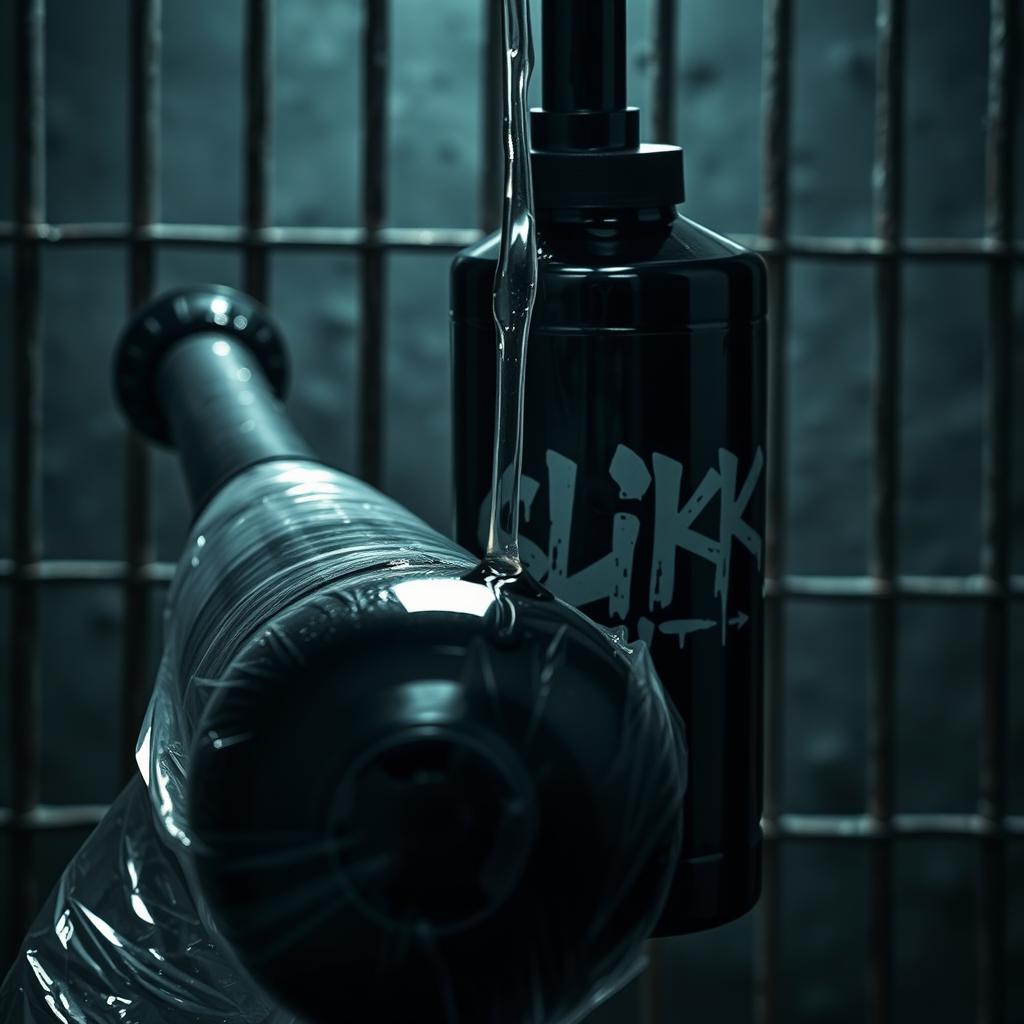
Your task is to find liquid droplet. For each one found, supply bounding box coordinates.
[483,0,537,578]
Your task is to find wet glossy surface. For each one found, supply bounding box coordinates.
[453,206,767,935]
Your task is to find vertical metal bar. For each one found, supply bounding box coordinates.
[480,0,502,232]
[868,1,904,1021]
[359,0,389,486]
[978,2,1015,1020]
[120,0,160,780]
[8,0,45,959]
[244,0,272,302]
[638,5,681,1020]
[753,2,792,1023]
[650,0,678,145]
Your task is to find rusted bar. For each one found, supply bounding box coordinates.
[480,0,503,232]
[7,0,46,961]
[977,1,1015,1020]
[358,0,389,486]
[753,1,793,1022]
[867,1,905,1021]
[120,0,161,783]
[243,0,272,301]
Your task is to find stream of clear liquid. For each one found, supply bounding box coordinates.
[482,0,538,580]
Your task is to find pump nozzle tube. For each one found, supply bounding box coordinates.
[533,0,638,153]
[542,0,626,113]
[529,0,682,204]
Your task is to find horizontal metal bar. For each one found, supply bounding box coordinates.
[767,574,1024,601]
[3,805,1022,838]
[0,560,175,583]
[2,562,1022,598]
[739,235,1020,261]
[0,222,483,252]
[0,804,110,831]
[0,223,1021,262]
[765,813,1024,842]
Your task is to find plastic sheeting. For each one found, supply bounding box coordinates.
[2,460,687,1024]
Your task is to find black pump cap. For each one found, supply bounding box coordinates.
[529,0,684,208]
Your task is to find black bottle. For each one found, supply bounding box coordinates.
[451,0,766,935]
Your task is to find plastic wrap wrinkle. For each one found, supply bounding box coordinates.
[3,460,686,1024]
[1,780,296,1024]
[144,461,472,849]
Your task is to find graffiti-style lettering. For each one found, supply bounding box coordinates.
[475,442,764,648]
[546,446,649,621]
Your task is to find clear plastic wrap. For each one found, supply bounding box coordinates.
[2,461,687,1024]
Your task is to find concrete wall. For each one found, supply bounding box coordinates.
[0,0,1022,1020]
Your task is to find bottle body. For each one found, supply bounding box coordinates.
[452,208,767,934]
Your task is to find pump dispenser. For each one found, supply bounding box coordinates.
[452,0,767,935]
[529,0,683,209]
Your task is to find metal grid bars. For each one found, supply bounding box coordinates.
[359,0,389,485]
[977,2,1017,1020]
[866,2,903,1020]
[120,0,160,788]
[8,0,45,958]
[1,1,1021,1020]
[749,5,1019,1024]
[755,0,792,1018]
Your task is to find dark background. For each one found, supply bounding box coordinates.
[1,0,1023,1021]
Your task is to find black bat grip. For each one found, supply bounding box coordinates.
[115,285,315,510]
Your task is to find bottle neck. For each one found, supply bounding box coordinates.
[538,204,677,228]
[536,204,678,251]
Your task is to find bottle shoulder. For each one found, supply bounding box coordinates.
[454,214,763,272]
[452,213,766,331]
